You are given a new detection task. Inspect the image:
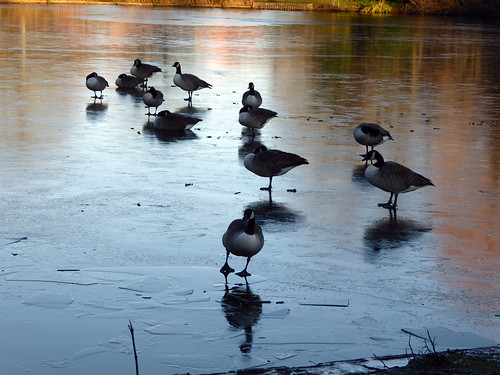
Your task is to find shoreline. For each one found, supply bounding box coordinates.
[205,345,500,374]
[0,0,436,15]
[1,0,499,17]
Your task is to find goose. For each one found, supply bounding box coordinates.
[130,59,161,88]
[115,73,144,89]
[353,123,393,153]
[142,87,164,116]
[153,110,202,131]
[242,82,262,108]
[221,209,264,282]
[172,62,212,102]
[361,150,434,210]
[86,72,108,100]
[239,105,277,136]
[244,146,309,191]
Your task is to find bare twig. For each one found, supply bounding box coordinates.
[128,320,139,375]
[372,353,387,368]
[426,329,437,354]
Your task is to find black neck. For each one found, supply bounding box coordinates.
[245,218,256,235]
[373,152,385,167]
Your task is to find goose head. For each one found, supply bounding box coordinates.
[157,110,172,117]
[243,208,255,220]
[133,59,142,67]
[239,105,253,114]
[86,72,98,80]
[361,150,384,166]
[253,145,268,154]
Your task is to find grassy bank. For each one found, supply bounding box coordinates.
[1,0,498,16]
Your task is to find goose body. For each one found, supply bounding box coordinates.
[221,209,264,281]
[353,123,393,153]
[86,72,108,99]
[362,150,434,210]
[239,105,277,135]
[115,73,144,89]
[130,59,161,87]
[172,62,212,101]
[242,82,262,108]
[153,110,202,131]
[142,87,164,116]
[244,146,309,191]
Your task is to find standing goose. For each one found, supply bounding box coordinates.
[242,82,263,108]
[85,72,108,100]
[172,62,212,102]
[353,123,393,153]
[221,209,264,282]
[244,146,309,191]
[239,105,277,136]
[153,110,202,131]
[130,59,161,88]
[362,150,434,210]
[115,73,144,89]
[142,87,164,116]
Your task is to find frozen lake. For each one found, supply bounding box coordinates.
[0,4,499,374]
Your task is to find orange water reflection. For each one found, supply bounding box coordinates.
[1,5,499,315]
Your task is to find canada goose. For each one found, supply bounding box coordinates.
[239,105,277,136]
[244,146,309,191]
[142,87,164,116]
[115,73,144,89]
[130,59,161,88]
[353,123,393,153]
[85,72,108,100]
[361,150,434,210]
[172,62,212,102]
[242,82,262,108]
[153,110,202,131]
[221,209,264,282]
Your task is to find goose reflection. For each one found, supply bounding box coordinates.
[351,163,368,184]
[86,102,108,121]
[363,211,432,252]
[238,138,264,162]
[115,87,144,98]
[221,285,263,354]
[142,122,198,143]
[245,197,304,226]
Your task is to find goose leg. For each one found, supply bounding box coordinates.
[392,193,399,210]
[220,251,235,278]
[260,177,273,191]
[378,193,395,209]
[236,257,252,278]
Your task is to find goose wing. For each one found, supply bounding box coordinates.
[254,149,308,176]
[381,162,434,192]
[180,73,212,91]
[252,108,277,124]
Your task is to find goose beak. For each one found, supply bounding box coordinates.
[360,153,368,161]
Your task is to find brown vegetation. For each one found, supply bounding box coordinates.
[409,0,500,16]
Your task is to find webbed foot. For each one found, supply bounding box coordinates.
[236,270,251,278]
[220,263,235,276]
[378,202,397,210]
